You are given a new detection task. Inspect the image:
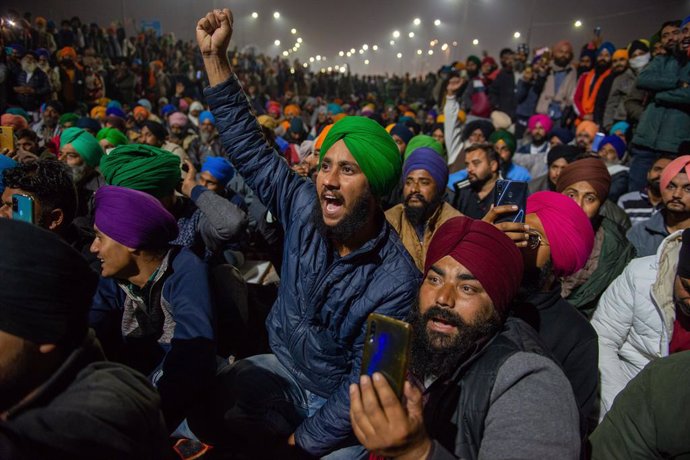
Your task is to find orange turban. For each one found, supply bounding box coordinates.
[284,104,301,117]
[576,120,598,139]
[90,106,107,120]
[315,124,334,151]
[613,49,629,61]
[133,106,150,121]
[57,47,77,61]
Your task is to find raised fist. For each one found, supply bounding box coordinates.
[196,8,233,57]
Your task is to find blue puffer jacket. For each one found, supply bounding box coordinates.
[204,76,421,456]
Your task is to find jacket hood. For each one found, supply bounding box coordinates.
[652,230,684,334]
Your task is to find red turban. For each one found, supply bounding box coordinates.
[424,216,523,316]
[661,155,690,192]
[556,157,612,202]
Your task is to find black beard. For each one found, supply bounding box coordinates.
[469,173,491,191]
[467,69,479,79]
[408,300,501,379]
[310,187,373,243]
[554,57,571,68]
[595,61,611,73]
[518,259,554,298]
[532,134,545,146]
[403,192,442,227]
[647,179,661,196]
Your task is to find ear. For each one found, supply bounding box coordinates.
[38,343,57,354]
[490,159,499,173]
[47,208,65,231]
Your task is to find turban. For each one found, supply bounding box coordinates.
[45,100,64,114]
[320,116,401,197]
[107,100,122,110]
[0,219,97,345]
[462,119,495,142]
[403,148,449,194]
[528,114,553,134]
[59,113,80,127]
[661,155,690,192]
[143,121,167,142]
[576,120,598,139]
[199,110,215,125]
[201,157,235,187]
[553,40,573,54]
[106,115,126,132]
[404,135,444,161]
[6,108,30,122]
[35,16,47,27]
[0,155,18,194]
[331,113,346,123]
[491,111,512,130]
[613,49,629,61]
[35,48,50,60]
[169,112,188,128]
[315,124,334,150]
[549,127,575,145]
[190,101,204,113]
[257,114,278,130]
[76,117,101,133]
[100,144,181,198]
[90,106,107,120]
[266,101,281,117]
[179,98,190,111]
[600,135,626,159]
[580,45,596,62]
[106,107,126,119]
[597,41,616,57]
[489,129,516,155]
[298,140,315,161]
[97,127,129,147]
[284,104,301,117]
[57,47,77,61]
[162,104,177,117]
[679,229,690,278]
[0,114,28,131]
[390,124,414,145]
[482,56,497,68]
[133,106,150,120]
[60,127,104,167]
[547,145,582,166]
[94,186,178,250]
[628,40,650,56]
[556,157,612,202]
[424,216,523,316]
[527,192,594,277]
[467,55,481,67]
[137,98,152,112]
[290,117,305,133]
[609,121,630,136]
[327,103,343,115]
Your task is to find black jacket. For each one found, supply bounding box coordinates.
[488,69,517,120]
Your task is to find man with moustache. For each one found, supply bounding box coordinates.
[349,216,581,459]
[449,143,500,219]
[537,40,578,124]
[13,50,51,112]
[386,148,460,271]
[618,155,673,226]
[628,155,690,257]
[573,42,615,122]
[594,49,629,127]
[58,127,105,218]
[32,100,63,149]
[187,9,420,458]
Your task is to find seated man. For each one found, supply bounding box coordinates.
[617,155,672,226]
[448,143,500,219]
[517,114,553,154]
[0,219,167,459]
[97,126,129,152]
[58,127,105,217]
[350,216,581,459]
[490,129,532,181]
[597,135,629,203]
[556,157,636,317]
[529,145,582,193]
[89,185,217,430]
[592,229,688,420]
[1,160,96,268]
[386,147,460,271]
[187,9,420,458]
[627,155,690,257]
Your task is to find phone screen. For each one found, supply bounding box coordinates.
[12,194,34,224]
[493,180,528,224]
[0,126,14,151]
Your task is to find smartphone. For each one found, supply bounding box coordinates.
[360,313,411,398]
[591,132,606,152]
[0,126,14,151]
[12,193,34,223]
[493,179,528,224]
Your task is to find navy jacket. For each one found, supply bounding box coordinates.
[204,76,421,456]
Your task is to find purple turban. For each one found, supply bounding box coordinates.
[403,147,449,194]
[93,186,179,250]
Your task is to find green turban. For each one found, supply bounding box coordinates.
[489,129,516,155]
[100,144,181,198]
[97,127,129,147]
[60,127,104,167]
[467,55,481,67]
[319,116,401,197]
[404,135,445,161]
[59,112,80,127]
[6,107,30,122]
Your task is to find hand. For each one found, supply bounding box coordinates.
[196,8,233,57]
[350,374,432,460]
[12,149,39,164]
[181,159,199,197]
[287,433,296,447]
[446,76,464,96]
[291,163,309,177]
[482,205,530,248]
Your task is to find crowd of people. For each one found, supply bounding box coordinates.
[1,5,690,460]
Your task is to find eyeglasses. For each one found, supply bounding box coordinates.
[526,230,549,250]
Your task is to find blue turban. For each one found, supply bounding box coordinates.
[0,155,18,194]
[549,127,575,145]
[403,147,449,195]
[600,135,627,159]
[201,157,235,187]
[390,123,414,145]
[137,99,152,112]
[597,41,616,57]
[162,104,177,116]
[76,117,102,133]
[106,107,126,119]
[106,100,122,110]
[609,121,630,136]
[199,110,215,125]
[327,103,343,115]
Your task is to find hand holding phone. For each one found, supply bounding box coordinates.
[493,180,528,224]
[360,313,411,398]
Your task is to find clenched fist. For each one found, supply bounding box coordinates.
[196,9,234,57]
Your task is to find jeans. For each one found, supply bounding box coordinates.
[628,145,661,193]
[187,354,367,459]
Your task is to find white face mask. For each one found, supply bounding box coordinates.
[629,53,651,70]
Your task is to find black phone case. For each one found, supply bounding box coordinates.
[494,180,528,223]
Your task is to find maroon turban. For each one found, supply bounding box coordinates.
[556,157,611,202]
[424,216,524,315]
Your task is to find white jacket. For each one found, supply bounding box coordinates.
[591,230,682,420]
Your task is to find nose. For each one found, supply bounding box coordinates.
[409,180,420,194]
[89,238,99,254]
[434,282,456,309]
[321,167,339,189]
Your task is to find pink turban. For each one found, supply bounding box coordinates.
[1,114,28,131]
[553,40,573,54]
[425,216,523,316]
[168,112,188,128]
[661,155,690,192]
[528,114,553,134]
[526,191,595,277]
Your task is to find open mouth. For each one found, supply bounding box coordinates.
[428,316,458,333]
[322,192,344,217]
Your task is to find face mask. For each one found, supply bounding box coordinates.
[629,53,651,70]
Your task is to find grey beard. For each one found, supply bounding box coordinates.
[199,131,212,144]
[70,163,91,184]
